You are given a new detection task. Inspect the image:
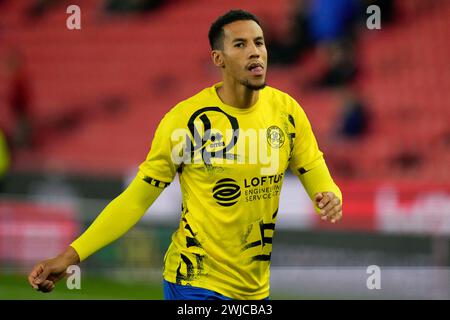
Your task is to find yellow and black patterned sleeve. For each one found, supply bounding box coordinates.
[138,110,182,188]
[288,100,324,175]
[287,99,342,212]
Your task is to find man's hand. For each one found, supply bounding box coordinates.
[314,192,342,223]
[27,246,80,293]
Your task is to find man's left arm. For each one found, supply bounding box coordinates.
[298,160,343,223]
[287,99,343,223]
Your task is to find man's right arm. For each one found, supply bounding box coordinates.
[27,174,165,291]
[70,174,164,261]
[28,106,179,292]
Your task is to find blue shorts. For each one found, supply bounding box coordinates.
[163,280,269,300]
[163,280,234,300]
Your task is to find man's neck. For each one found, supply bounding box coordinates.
[217,81,260,109]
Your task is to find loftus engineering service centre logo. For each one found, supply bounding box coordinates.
[213,178,241,207]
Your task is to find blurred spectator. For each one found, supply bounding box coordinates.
[105,0,166,14]
[391,150,423,174]
[5,48,33,150]
[337,88,369,139]
[27,0,63,20]
[0,128,10,191]
[269,0,361,68]
[315,40,357,88]
[268,0,311,65]
[307,0,361,43]
[309,0,360,87]
[324,88,369,178]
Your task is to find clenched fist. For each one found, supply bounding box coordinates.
[27,246,80,293]
[314,192,342,224]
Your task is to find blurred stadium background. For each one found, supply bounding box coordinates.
[0,0,449,299]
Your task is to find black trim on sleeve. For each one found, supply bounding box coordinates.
[298,167,308,175]
[252,254,271,262]
[143,176,170,188]
[288,114,295,127]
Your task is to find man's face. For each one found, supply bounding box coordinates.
[217,20,268,90]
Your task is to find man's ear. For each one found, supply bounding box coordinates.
[211,50,225,68]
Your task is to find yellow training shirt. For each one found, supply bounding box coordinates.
[138,82,336,299]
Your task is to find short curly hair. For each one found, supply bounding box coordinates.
[208,9,261,50]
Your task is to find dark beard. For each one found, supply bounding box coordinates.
[240,79,267,91]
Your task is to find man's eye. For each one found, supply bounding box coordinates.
[256,41,264,46]
[235,43,244,48]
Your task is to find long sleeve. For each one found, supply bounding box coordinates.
[70,174,164,261]
[298,159,342,213]
[286,98,342,213]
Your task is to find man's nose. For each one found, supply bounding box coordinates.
[248,43,260,58]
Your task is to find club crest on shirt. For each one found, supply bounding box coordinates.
[266,126,285,149]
